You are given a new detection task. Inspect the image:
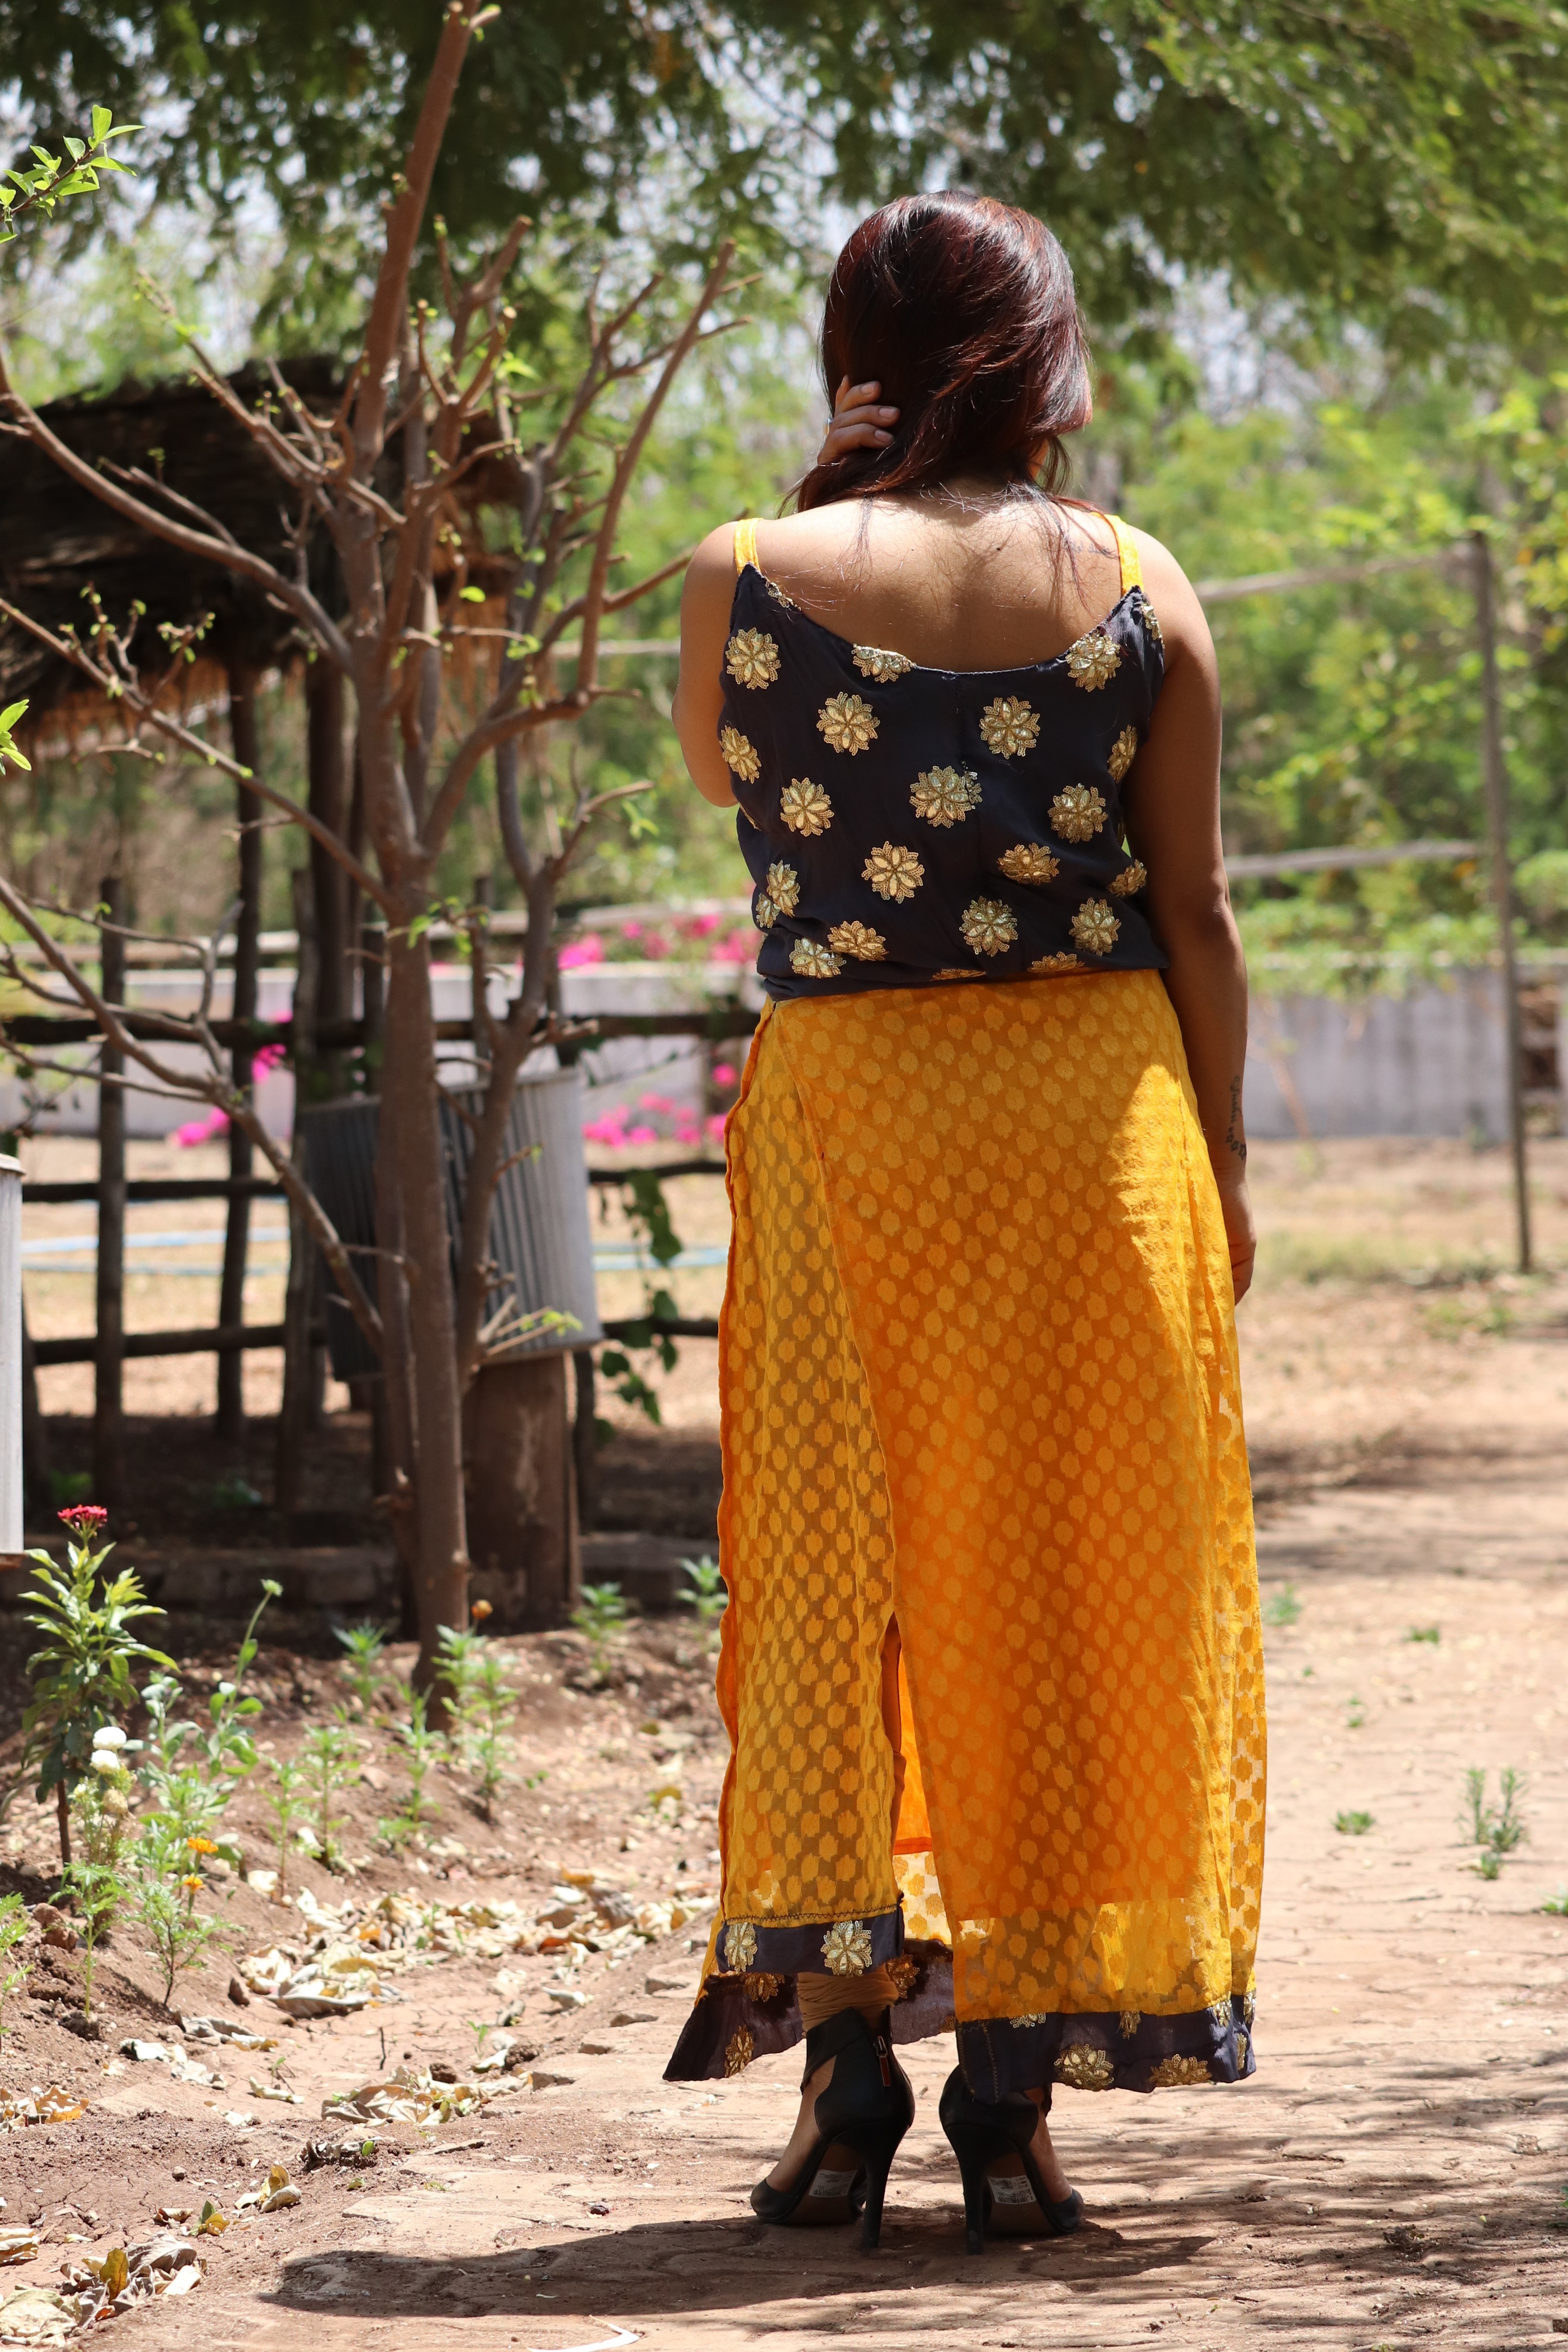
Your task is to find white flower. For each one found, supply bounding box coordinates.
[92,1726,127,1750]
[89,1750,123,1776]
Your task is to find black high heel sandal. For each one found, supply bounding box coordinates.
[938,2068,1084,2254]
[750,2006,915,2250]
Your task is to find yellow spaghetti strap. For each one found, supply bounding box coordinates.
[1107,512,1141,596]
[733,517,760,575]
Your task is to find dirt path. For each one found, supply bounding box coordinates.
[3,1140,1567,2348]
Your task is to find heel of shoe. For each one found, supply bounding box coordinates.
[942,2121,993,2254]
[850,2124,903,2251]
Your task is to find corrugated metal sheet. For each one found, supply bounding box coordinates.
[300,1070,602,1382]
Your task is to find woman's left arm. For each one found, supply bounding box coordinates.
[1121,528,1256,1304]
[673,525,741,808]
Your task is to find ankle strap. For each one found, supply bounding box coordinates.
[801,2003,890,2087]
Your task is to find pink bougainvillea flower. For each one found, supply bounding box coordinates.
[173,1107,229,1147]
[627,1124,659,1145]
[705,1113,728,1141]
[712,1063,737,1087]
[558,936,605,970]
[638,1093,675,1116]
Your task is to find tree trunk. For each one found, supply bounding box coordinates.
[381,927,470,1687]
[277,867,319,1516]
[93,874,126,1512]
[217,666,264,1440]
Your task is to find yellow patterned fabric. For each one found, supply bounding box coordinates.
[666,968,1265,2095]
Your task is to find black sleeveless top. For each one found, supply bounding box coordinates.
[718,513,1169,1002]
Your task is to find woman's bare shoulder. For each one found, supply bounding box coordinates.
[1126,524,1214,661]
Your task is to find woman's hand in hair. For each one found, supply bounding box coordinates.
[816,377,899,466]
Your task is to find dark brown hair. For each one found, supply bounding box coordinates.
[797,192,1092,512]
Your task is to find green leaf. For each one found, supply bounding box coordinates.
[458,585,486,602]
[90,107,112,146]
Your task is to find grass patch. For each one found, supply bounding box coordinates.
[1263,1586,1302,1629]
[1334,1810,1374,1836]
[1405,1625,1441,1645]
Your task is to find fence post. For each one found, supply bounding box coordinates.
[1471,531,1532,1273]
[94,875,126,1511]
[218,663,264,1438]
[0,1154,22,1557]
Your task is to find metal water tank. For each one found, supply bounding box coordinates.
[299,1071,603,1383]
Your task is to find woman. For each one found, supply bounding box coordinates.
[665,192,1264,2255]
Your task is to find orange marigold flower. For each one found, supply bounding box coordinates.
[186,1836,217,1854]
[180,1874,204,1892]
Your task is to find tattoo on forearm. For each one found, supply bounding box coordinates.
[1226,1075,1247,1163]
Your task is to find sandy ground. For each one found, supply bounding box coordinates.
[2,1138,1567,2347]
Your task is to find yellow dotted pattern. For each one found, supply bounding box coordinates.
[710,968,1264,2027]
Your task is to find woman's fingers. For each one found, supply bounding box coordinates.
[818,378,899,465]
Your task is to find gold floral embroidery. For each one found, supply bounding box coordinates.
[719,726,760,784]
[791,938,842,979]
[1110,860,1147,897]
[1050,782,1108,841]
[910,765,981,827]
[1054,2046,1116,2092]
[978,695,1040,758]
[960,898,1018,956]
[998,843,1060,885]
[863,843,923,901]
[1235,2028,1250,2072]
[1070,898,1121,956]
[1119,2011,1141,2039]
[752,893,777,932]
[1107,724,1139,783]
[743,1972,784,2003]
[1208,2000,1233,2030]
[828,919,886,962]
[853,645,914,683]
[765,860,800,916]
[724,2027,755,2076]
[817,691,878,754]
[1149,2055,1212,2089]
[1029,952,1083,976]
[1065,627,1121,690]
[935,967,985,981]
[1242,1991,1257,2029]
[780,778,833,836]
[723,1921,758,1972]
[822,1920,873,1975]
[1139,591,1164,652]
[725,628,780,689]
[1009,2012,1051,2029]
[885,1956,919,2001]
[766,579,798,611]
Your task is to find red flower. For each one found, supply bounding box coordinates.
[58,1505,109,1536]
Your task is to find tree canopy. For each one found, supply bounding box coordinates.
[6,3,1568,353]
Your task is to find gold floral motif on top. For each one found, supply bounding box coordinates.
[828,919,887,962]
[724,2027,755,2076]
[752,893,777,932]
[1009,2012,1050,2029]
[1054,2046,1116,2091]
[822,1920,874,1976]
[1065,628,1121,690]
[719,726,760,784]
[1138,592,1164,651]
[1111,860,1147,898]
[998,843,1060,885]
[1050,783,1108,842]
[817,692,879,754]
[742,1972,784,2002]
[978,696,1040,758]
[723,1920,758,1972]
[765,860,800,916]
[960,898,1018,956]
[863,843,924,902]
[1119,2011,1141,2039]
[791,937,842,980]
[935,967,985,981]
[853,645,914,683]
[1149,2055,1213,2089]
[1028,951,1083,975]
[1242,1991,1257,2029]
[885,1956,920,2001]
[780,778,833,836]
[1208,1999,1233,2029]
[1071,898,1121,957]
[725,628,780,689]
[911,766,981,827]
[1107,724,1139,783]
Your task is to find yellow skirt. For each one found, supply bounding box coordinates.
[665,969,1265,2097]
